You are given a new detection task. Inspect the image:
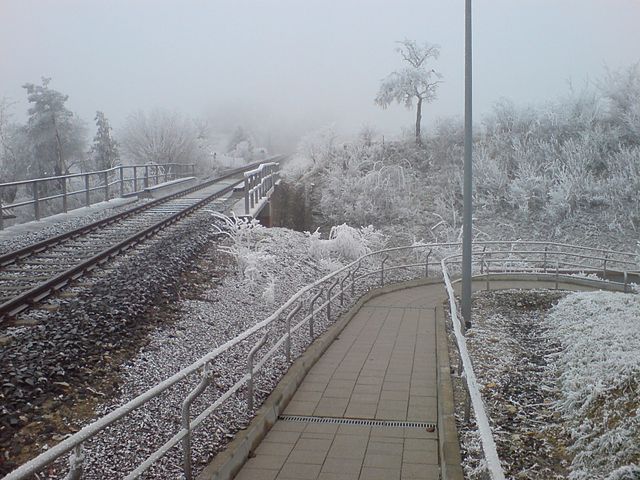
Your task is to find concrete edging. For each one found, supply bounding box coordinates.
[197,276,456,480]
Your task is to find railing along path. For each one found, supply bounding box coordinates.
[0,158,282,320]
[3,240,638,479]
[0,163,197,230]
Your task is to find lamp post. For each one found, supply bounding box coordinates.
[462,0,473,328]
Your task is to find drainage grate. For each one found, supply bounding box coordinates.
[278,415,437,430]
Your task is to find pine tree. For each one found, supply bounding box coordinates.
[91,111,119,170]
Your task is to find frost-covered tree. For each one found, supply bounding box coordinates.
[120,109,198,165]
[22,77,86,182]
[599,63,640,146]
[227,126,252,153]
[90,111,119,171]
[0,98,29,202]
[375,39,443,143]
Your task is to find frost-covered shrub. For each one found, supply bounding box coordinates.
[473,146,509,210]
[319,154,420,225]
[211,213,273,284]
[508,163,549,214]
[599,64,640,146]
[306,224,387,263]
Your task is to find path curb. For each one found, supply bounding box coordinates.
[198,277,460,480]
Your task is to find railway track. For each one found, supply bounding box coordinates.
[0,159,281,321]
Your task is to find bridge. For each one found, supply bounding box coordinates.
[0,160,280,319]
[0,165,639,479]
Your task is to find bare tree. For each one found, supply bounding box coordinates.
[375,39,443,143]
[120,109,199,165]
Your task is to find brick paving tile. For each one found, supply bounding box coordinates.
[232,285,453,480]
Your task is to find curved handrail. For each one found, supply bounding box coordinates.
[4,239,638,479]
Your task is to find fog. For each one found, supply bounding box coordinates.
[1,0,640,147]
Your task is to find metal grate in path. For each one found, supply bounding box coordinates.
[278,415,437,431]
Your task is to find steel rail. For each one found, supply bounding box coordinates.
[0,158,282,319]
[0,158,279,268]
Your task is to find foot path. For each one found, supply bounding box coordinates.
[234,284,453,480]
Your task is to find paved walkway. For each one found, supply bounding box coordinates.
[234,285,448,480]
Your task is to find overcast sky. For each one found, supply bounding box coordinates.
[1,0,639,141]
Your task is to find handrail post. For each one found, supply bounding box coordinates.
[66,444,84,480]
[309,290,323,340]
[154,165,159,185]
[104,171,109,201]
[244,174,250,215]
[351,261,361,295]
[555,261,559,290]
[624,271,628,293]
[84,174,90,206]
[133,166,138,192]
[380,254,390,287]
[33,180,40,220]
[119,166,124,196]
[543,246,548,273]
[425,249,432,277]
[144,165,149,188]
[603,251,608,278]
[340,272,349,305]
[327,277,340,320]
[285,303,302,363]
[62,177,68,213]
[182,362,214,480]
[484,258,490,291]
[0,194,4,230]
[480,246,486,274]
[247,331,269,411]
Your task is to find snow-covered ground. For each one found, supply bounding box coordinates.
[46,224,393,478]
[454,289,640,480]
[544,292,640,480]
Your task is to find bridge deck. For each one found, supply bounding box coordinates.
[235,285,448,480]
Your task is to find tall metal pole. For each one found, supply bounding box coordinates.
[462,0,473,328]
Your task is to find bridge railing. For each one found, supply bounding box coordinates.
[243,162,279,215]
[0,163,196,229]
[4,241,637,479]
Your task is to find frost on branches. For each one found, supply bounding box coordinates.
[306,224,386,270]
[211,213,274,285]
[544,291,640,480]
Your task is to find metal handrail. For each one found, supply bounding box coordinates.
[0,163,197,229]
[243,162,279,215]
[4,240,638,479]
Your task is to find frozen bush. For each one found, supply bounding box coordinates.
[306,224,387,263]
[211,213,273,284]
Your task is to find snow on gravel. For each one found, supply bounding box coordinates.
[544,291,640,480]
[71,226,356,478]
[0,199,148,255]
[451,290,570,479]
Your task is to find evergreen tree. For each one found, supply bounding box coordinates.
[22,77,85,183]
[90,111,119,170]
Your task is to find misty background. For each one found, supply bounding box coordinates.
[2,0,640,152]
